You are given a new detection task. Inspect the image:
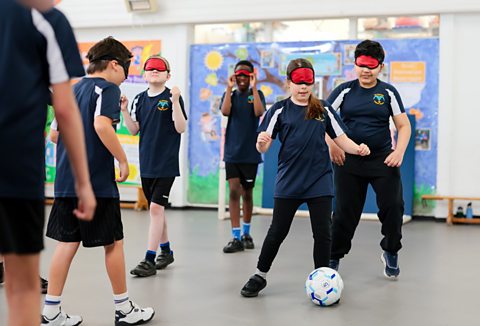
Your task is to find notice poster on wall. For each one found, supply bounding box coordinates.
[189,39,439,214]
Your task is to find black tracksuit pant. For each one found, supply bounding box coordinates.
[257,196,332,273]
[331,151,404,260]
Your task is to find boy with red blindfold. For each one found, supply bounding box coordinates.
[220,60,266,253]
[326,40,411,279]
[241,58,370,298]
[122,55,187,277]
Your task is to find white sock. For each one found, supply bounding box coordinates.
[114,292,131,313]
[255,269,267,280]
[43,295,61,319]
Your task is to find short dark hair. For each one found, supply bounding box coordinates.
[86,37,132,74]
[234,60,254,72]
[354,40,385,63]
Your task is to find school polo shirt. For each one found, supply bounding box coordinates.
[258,98,346,199]
[0,2,84,199]
[222,89,265,164]
[55,78,121,198]
[130,87,188,178]
[327,79,405,154]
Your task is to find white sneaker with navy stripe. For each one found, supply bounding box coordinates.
[115,301,155,325]
[41,309,82,326]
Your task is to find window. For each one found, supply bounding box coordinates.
[358,15,439,39]
[272,19,350,42]
[194,23,266,44]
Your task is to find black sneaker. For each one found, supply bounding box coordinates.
[41,277,48,294]
[130,259,157,277]
[240,274,267,297]
[328,259,340,271]
[0,262,4,285]
[381,251,400,279]
[241,234,255,249]
[155,251,174,270]
[223,238,244,253]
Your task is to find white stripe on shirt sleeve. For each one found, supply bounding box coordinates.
[386,89,403,116]
[130,96,139,122]
[94,86,103,117]
[325,107,345,138]
[266,107,283,136]
[31,9,69,85]
[330,88,351,112]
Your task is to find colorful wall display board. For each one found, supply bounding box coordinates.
[189,39,438,214]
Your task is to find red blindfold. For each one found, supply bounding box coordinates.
[290,68,314,85]
[144,58,168,72]
[355,55,380,69]
[235,69,252,77]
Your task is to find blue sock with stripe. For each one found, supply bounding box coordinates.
[145,250,156,264]
[232,227,241,240]
[243,223,251,235]
[114,292,131,313]
[160,242,172,254]
[43,295,61,319]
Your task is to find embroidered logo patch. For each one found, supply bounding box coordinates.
[373,94,385,105]
[247,95,254,104]
[157,100,170,111]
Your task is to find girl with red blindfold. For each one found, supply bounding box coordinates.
[240,58,370,298]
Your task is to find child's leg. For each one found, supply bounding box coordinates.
[4,253,40,326]
[306,197,333,269]
[228,178,242,233]
[46,242,80,295]
[241,187,253,225]
[105,240,127,294]
[147,203,165,252]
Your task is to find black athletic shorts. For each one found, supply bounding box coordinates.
[46,198,123,248]
[141,177,175,207]
[225,163,258,190]
[0,198,44,254]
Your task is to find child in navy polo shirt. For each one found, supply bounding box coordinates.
[0,1,96,324]
[240,58,370,297]
[122,55,188,278]
[220,60,266,254]
[326,40,411,279]
[42,37,154,325]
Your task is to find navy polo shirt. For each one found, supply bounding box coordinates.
[55,78,121,198]
[130,87,188,178]
[0,2,84,199]
[222,89,265,164]
[327,79,405,153]
[258,98,346,199]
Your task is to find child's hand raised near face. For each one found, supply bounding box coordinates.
[357,143,370,156]
[120,95,128,112]
[170,86,181,102]
[249,73,257,88]
[228,74,235,88]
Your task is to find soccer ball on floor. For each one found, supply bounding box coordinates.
[305,267,344,306]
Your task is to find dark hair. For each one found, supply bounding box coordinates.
[354,40,385,63]
[86,37,132,74]
[234,60,254,72]
[286,58,325,120]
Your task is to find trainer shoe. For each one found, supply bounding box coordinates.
[155,251,174,270]
[328,259,340,271]
[223,238,244,253]
[241,274,267,297]
[115,300,155,326]
[381,251,400,279]
[41,277,48,294]
[41,309,82,326]
[130,259,156,277]
[241,234,255,249]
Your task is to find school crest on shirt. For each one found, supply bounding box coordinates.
[247,95,254,104]
[315,113,325,122]
[157,100,170,111]
[373,94,385,105]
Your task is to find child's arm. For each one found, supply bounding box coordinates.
[332,134,370,156]
[120,95,140,135]
[220,75,235,116]
[51,82,96,221]
[250,74,265,117]
[384,113,411,167]
[256,131,273,153]
[326,134,346,166]
[93,116,129,182]
[171,87,187,133]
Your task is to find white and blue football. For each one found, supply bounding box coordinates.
[305,267,344,306]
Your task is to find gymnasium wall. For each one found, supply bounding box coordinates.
[53,2,480,217]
